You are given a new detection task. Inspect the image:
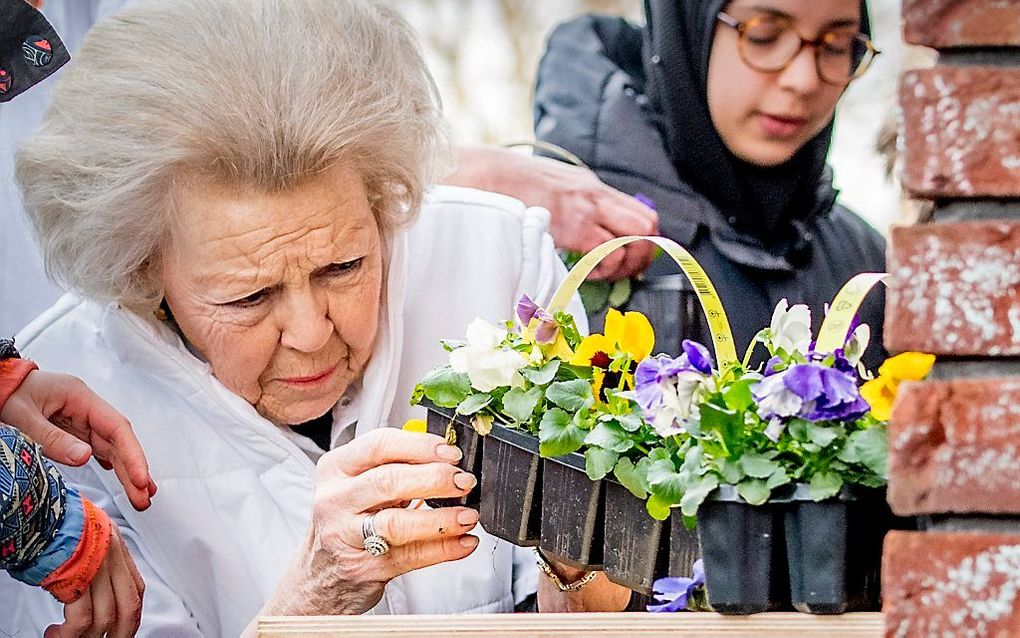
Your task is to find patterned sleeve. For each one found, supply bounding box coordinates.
[0,424,71,579]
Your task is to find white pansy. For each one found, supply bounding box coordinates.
[449,318,528,392]
[764,417,786,442]
[754,372,803,419]
[843,323,871,366]
[769,298,812,355]
[651,371,705,438]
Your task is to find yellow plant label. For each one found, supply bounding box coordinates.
[815,272,888,354]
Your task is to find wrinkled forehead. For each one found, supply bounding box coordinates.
[165,164,377,265]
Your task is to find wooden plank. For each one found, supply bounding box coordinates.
[258,611,883,637]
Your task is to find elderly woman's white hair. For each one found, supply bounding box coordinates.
[17,0,449,310]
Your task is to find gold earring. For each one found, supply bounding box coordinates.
[154,300,169,321]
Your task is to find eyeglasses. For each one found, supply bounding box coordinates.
[716,11,879,85]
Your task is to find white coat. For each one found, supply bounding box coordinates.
[1,186,585,636]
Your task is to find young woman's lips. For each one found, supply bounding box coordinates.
[759,113,808,138]
[281,365,337,386]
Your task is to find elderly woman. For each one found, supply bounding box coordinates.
[1,0,633,634]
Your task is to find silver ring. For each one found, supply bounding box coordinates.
[361,512,390,557]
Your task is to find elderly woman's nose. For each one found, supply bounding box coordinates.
[278,290,333,352]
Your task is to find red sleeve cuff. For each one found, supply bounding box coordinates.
[0,358,39,413]
[39,497,113,603]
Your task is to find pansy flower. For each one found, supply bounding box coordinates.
[648,559,705,612]
[515,294,573,361]
[859,352,935,420]
[634,340,713,437]
[570,309,654,401]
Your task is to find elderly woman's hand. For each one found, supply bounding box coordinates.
[261,429,479,617]
[1,370,157,511]
[445,146,659,281]
[45,524,145,638]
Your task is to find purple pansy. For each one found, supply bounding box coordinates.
[634,341,713,437]
[515,294,558,344]
[754,361,869,425]
[648,559,705,612]
[634,192,657,211]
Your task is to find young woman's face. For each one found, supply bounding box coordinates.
[707,0,862,167]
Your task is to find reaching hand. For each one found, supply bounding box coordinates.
[446,147,659,280]
[45,524,145,638]
[0,371,156,511]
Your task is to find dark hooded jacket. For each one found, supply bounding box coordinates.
[533,1,886,370]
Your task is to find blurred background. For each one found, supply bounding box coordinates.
[398,0,934,236]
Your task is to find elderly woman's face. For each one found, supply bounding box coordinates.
[162,165,383,425]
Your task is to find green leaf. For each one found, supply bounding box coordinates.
[614,412,643,433]
[836,441,860,464]
[578,280,611,313]
[646,493,673,521]
[723,378,756,412]
[583,421,634,454]
[765,467,791,489]
[647,459,684,503]
[850,426,888,478]
[700,403,740,447]
[502,386,543,423]
[608,278,632,308]
[718,458,743,484]
[585,447,619,481]
[521,360,560,386]
[805,422,841,448]
[808,471,844,501]
[420,366,472,408]
[546,379,595,412]
[538,408,586,457]
[788,419,809,442]
[739,452,780,479]
[647,447,671,463]
[471,414,493,436]
[737,478,769,505]
[410,383,425,405]
[456,393,492,416]
[613,457,649,499]
[679,474,719,517]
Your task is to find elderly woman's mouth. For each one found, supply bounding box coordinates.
[279,365,338,386]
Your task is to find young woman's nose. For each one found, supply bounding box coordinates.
[777,45,822,95]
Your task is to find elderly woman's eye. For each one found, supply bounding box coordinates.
[227,289,269,308]
[323,258,364,277]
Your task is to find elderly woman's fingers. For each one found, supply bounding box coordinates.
[5,405,94,466]
[583,225,626,281]
[334,462,475,512]
[324,428,461,477]
[360,506,478,548]
[379,534,480,579]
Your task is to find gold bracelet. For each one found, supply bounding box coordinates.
[534,548,598,592]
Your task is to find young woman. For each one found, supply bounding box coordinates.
[531,0,885,370]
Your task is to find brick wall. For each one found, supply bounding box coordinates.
[883,2,1020,636]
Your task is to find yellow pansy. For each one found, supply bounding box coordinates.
[859,376,896,421]
[569,309,655,367]
[860,352,936,421]
[402,418,428,433]
[877,352,936,381]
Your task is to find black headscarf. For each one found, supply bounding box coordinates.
[641,0,871,239]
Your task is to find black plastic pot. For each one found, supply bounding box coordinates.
[667,514,702,592]
[602,480,668,594]
[697,485,789,615]
[478,423,543,546]
[423,405,481,508]
[783,485,889,614]
[540,453,605,570]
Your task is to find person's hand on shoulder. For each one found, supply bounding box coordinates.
[446,146,659,280]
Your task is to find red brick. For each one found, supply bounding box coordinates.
[883,531,1020,637]
[900,66,1020,199]
[888,378,1020,516]
[885,222,1020,356]
[903,0,1020,48]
